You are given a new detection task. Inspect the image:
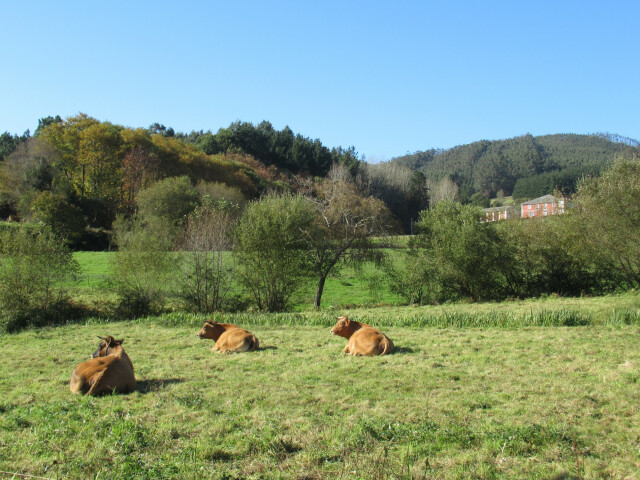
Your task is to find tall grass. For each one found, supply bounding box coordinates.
[131,304,640,329]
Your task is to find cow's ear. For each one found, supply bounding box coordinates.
[206,319,214,325]
[116,339,124,345]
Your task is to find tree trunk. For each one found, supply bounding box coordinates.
[314,274,327,310]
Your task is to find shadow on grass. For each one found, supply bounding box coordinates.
[260,345,278,351]
[392,346,415,354]
[136,378,184,394]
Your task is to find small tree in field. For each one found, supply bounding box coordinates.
[383,251,433,305]
[177,202,237,313]
[412,201,505,302]
[234,193,315,312]
[0,228,80,331]
[110,216,173,317]
[301,180,394,309]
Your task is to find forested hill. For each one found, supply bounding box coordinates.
[390,133,638,200]
[0,115,367,247]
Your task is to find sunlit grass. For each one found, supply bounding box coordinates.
[69,252,640,317]
[1,320,639,478]
[70,251,405,309]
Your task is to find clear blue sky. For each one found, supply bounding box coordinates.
[2,0,638,161]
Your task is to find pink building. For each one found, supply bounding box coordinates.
[520,195,566,218]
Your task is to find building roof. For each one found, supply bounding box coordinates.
[521,194,560,205]
[482,205,515,213]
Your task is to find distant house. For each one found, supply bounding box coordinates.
[482,205,517,222]
[520,195,566,218]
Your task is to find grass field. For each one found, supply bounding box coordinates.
[3,251,640,478]
[68,251,640,318]
[1,316,640,479]
[69,251,404,309]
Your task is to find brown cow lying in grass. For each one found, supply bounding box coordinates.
[330,316,394,356]
[197,320,260,353]
[69,336,136,396]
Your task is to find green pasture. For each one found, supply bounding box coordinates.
[69,251,640,317]
[70,251,404,309]
[1,320,639,479]
[69,251,640,325]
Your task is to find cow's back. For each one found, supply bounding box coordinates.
[347,327,393,356]
[214,328,259,353]
[70,355,136,396]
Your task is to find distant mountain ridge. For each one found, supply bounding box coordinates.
[389,133,638,200]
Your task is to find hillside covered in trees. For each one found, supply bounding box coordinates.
[390,133,638,202]
[1,115,638,241]
[0,115,363,247]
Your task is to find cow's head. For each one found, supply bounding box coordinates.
[92,336,124,358]
[197,320,225,341]
[330,316,356,338]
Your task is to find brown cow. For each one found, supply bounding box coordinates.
[69,336,136,396]
[197,320,259,353]
[330,316,394,356]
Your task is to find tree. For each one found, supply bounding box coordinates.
[363,161,413,231]
[469,192,490,207]
[496,214,602,297]
[383,251,432,305]
[0,228,80,331]
[121,144,160,213]
[39,113,100,193]
[572,156,640,289]
[31,191,85,244]
[177,202,237,313]
[76,122,123,208]
[33,115,62,137]
[406,170,429,219]
[195,181,246,210]
[412,202,505,302]
[301,180,393,309]
[135,175,200,242]
[0,136,62,220]
[0,131,28,162]
[234,194,316,311]
[429,177,460,206]
[148,123,175,137]
[110,216,174,317]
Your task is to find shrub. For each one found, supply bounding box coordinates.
[176,204,236,313]
[383,253,434,305]
[110,216,173,318]
[413,202,507,302]
[135,175,200,227]
[234,193,315,311]
[30,191,85,244]
[0,228,80,331]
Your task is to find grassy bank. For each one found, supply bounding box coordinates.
[84,292,640,329]
[1,320,640,479]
